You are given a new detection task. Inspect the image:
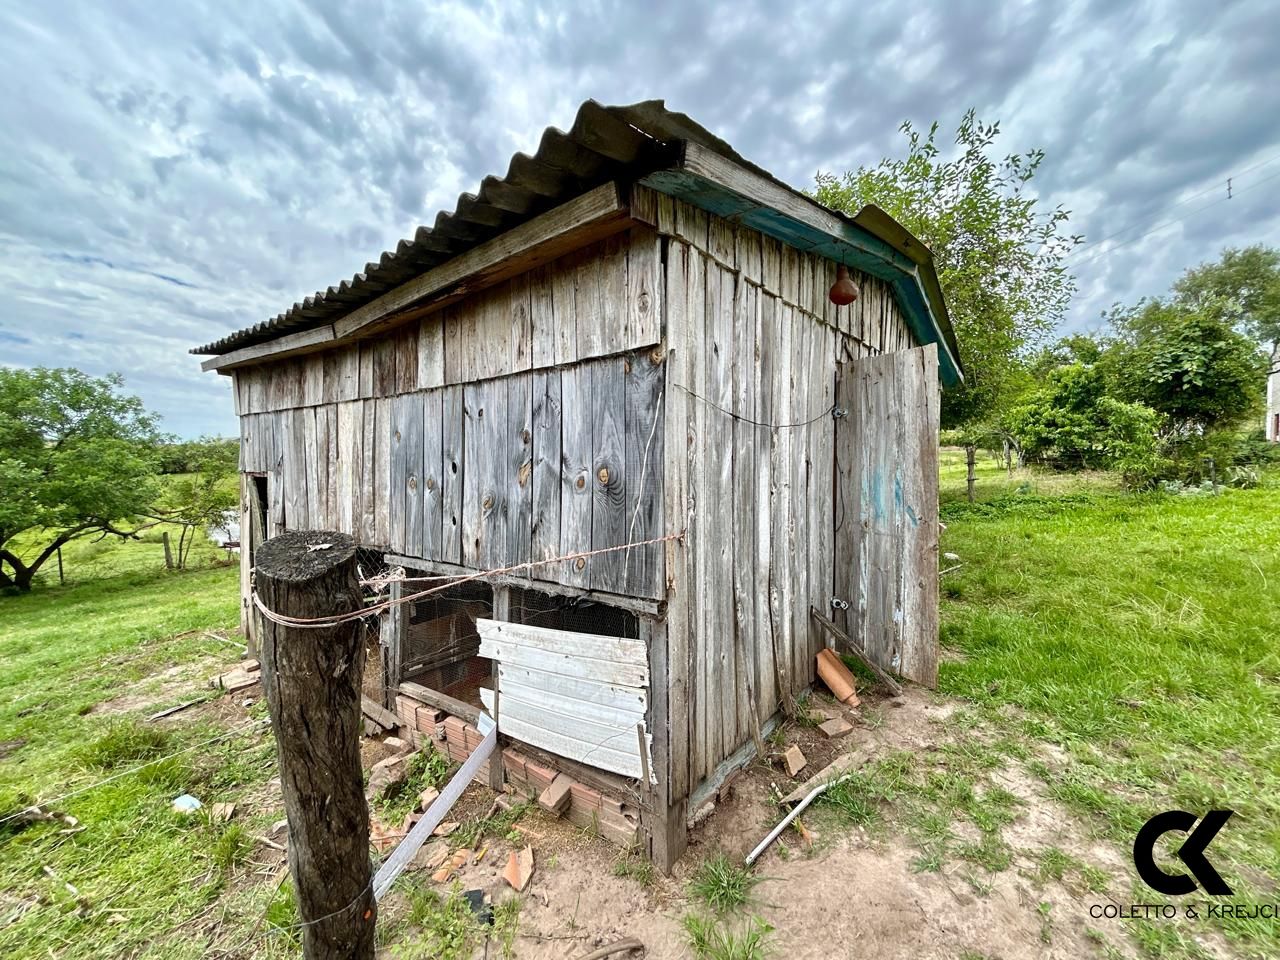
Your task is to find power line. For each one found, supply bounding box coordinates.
[1070,167,1280,271]
[1066,151,1280,265]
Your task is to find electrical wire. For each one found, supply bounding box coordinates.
[672,380,835,429]
[1068,162,1280,269]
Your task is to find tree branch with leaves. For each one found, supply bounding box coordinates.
[814,110,1081,427]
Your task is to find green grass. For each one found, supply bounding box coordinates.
[0,561,270,960]
[613,848,656,886]
[938,464,1280,957]
[393,882,485,960]
[491,896,521,960]
[689,851,763,913]
[374,747,455,825]
[683,913,773,960]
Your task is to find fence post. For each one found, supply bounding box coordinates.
[381,579,402,711]
[965,445,977,503]
[256,530,375,960]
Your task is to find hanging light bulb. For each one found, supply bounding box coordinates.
[829,264,860,306]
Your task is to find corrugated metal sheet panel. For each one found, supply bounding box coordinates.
[192,99,958,371]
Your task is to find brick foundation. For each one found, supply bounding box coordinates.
[394,689,640,848]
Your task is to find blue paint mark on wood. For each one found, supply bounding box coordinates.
[870,466,886,522]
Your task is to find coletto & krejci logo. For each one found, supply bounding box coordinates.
[1133,809,1234,896]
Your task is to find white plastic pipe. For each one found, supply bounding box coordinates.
[745,773,853,867]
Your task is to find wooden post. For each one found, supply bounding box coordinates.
[965,445,976,503]
[1208,457,1218,494]
[640,618,685,872]
[256,530,376,960]
[487,586,508,792]
[381,579,402,711]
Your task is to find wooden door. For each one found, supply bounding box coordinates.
[833,344,940,687]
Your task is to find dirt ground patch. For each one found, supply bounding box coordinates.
[369,687,1176,960]
[78,654,1194,959]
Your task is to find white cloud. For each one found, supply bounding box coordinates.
[1,0,1277,436]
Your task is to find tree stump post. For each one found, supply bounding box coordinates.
[255,530,376,960]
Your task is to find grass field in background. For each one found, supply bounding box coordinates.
[938,449,1280,957]
[3,471,236,591]
[0,563,277,959]
[3,452,1278,958]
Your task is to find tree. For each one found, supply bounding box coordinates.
[0,368,162,591]
[814,110,1081,427]
[1174,245,1280,362]
[1006,361,1161,484]
[150,437,238,569]
[155,437,238,475]
[1108,299,1265,437]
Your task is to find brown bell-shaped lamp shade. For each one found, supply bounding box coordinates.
[829,264,860,306]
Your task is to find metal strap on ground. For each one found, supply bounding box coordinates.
[371,713,496,900]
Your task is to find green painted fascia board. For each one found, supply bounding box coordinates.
[639,168,963,387]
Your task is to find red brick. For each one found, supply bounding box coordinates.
[395,696,419,727]
[538,774,574,815]
[569,782,602,810]
[415,708,442,737]
[524,758,555,786]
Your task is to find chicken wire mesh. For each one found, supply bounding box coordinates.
[385,566,641,710]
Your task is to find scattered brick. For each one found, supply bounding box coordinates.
[538,774,573,815]
[818,717,854,738]
[784,744,808,776]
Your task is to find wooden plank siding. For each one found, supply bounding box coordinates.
[832,344,940,687]
[651,193,920,800]
[229,193,928,809]
[232,227,666,415]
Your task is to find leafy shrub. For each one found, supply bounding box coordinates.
[1005,365,1162,487]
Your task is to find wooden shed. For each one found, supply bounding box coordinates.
[194,100,961,869]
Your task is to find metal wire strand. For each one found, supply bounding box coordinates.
[252,532,684,630]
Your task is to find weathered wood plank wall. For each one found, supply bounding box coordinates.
[232,192,924,807]
[235,227,666,600]
[644,189,918,797]
[832,345,940,687]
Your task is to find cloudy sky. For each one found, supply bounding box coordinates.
[2,0,1278,438]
